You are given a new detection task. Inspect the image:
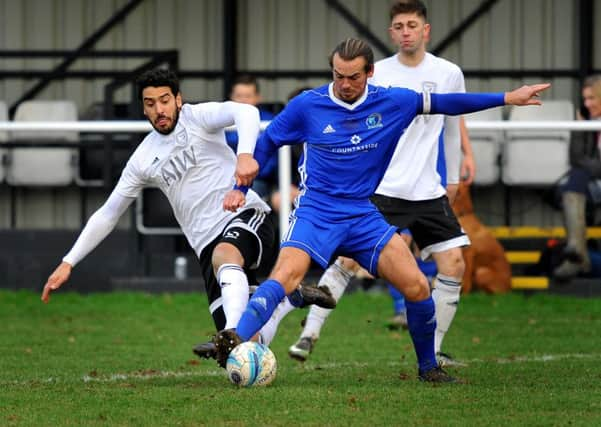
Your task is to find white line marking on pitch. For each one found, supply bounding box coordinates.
[4,352,600,386]
[82,369,226,383]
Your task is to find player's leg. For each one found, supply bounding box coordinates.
[431,247,464,357]
[385,232,413,330]
[376,235,455,382]
[376,234,437,368]
[342,209,455,382]
[289,256,359,361]
[237,246,312,340]
[258,297,296,345]
[211,247,313,367]
[386,283,408,330]
[412,196,469,366]
[212,213,343,367]
[210,208,276,329]
[192,209,273,360]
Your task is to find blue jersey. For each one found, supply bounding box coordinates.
[262,84,421,200]
[256,84,502,204]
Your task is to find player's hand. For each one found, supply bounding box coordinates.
[41,261,72,304]
[504,83,551,106]
[223,189,246,212]
[460,153,476,185]
[235,153,259,186]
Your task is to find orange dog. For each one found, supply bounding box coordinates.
[452,182,512,293]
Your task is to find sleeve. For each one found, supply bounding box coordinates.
[188,101,260,155]
[443,68,467,185]
[422,92,505,115]
[443,116,461,185]
[62,191,135,267]
[113,152,147,199]
[254,97,306,171]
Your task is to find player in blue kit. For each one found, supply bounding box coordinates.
[215,38,549,382]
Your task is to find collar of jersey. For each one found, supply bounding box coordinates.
[328,83,368,111]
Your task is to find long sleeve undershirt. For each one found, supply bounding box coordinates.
[62,191,135,267]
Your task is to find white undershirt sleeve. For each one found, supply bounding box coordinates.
[62,191,135,267]
[444,66,467,185]
[198,101,260,154]
[443,115,461,185]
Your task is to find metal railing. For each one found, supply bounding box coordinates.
[1,119,601,238]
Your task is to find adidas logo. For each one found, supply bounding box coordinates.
[254,297,268,311]
[322,124,336,134]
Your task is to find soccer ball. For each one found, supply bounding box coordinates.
[226,341,277,387]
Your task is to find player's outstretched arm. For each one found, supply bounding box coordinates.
[504,83,551,106]
[40,191,135,304]
[41,261,72,303]
[428,83,552,116]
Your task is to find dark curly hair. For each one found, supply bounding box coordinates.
[136,68,180,101]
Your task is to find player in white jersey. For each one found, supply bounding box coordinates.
[40,69,334,364]
[289,0,471,366]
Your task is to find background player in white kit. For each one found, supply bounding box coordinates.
[289,0,471,366]
[40,69,334,360]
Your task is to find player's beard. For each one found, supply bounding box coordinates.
[152,108,180,135]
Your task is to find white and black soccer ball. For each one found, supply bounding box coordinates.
[226,341,277,387]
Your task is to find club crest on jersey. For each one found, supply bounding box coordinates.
[365,113,383,129]
[175,129,188,146]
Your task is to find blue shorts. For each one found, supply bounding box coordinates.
[281,191,397,275]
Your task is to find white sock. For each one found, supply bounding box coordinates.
[300,259,354,340]
[431,274,462,354]
[217,264,249,330]
[259,298,296,345]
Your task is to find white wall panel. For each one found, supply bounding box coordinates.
[0,0,591,106]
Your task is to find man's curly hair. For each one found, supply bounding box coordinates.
[136,68,180,101]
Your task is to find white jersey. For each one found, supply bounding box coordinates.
[370,52,465,200]
[115,102,269,257]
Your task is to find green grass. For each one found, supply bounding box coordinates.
[2,289,601,426]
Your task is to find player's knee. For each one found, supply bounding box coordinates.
[437,250,465,278]
[338,257,360,273]
[404,273,430,301]
[212,242,244,273]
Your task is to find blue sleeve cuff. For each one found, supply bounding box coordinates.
[233,184,249,194]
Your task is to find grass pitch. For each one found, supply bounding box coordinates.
[2,288,601,426]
